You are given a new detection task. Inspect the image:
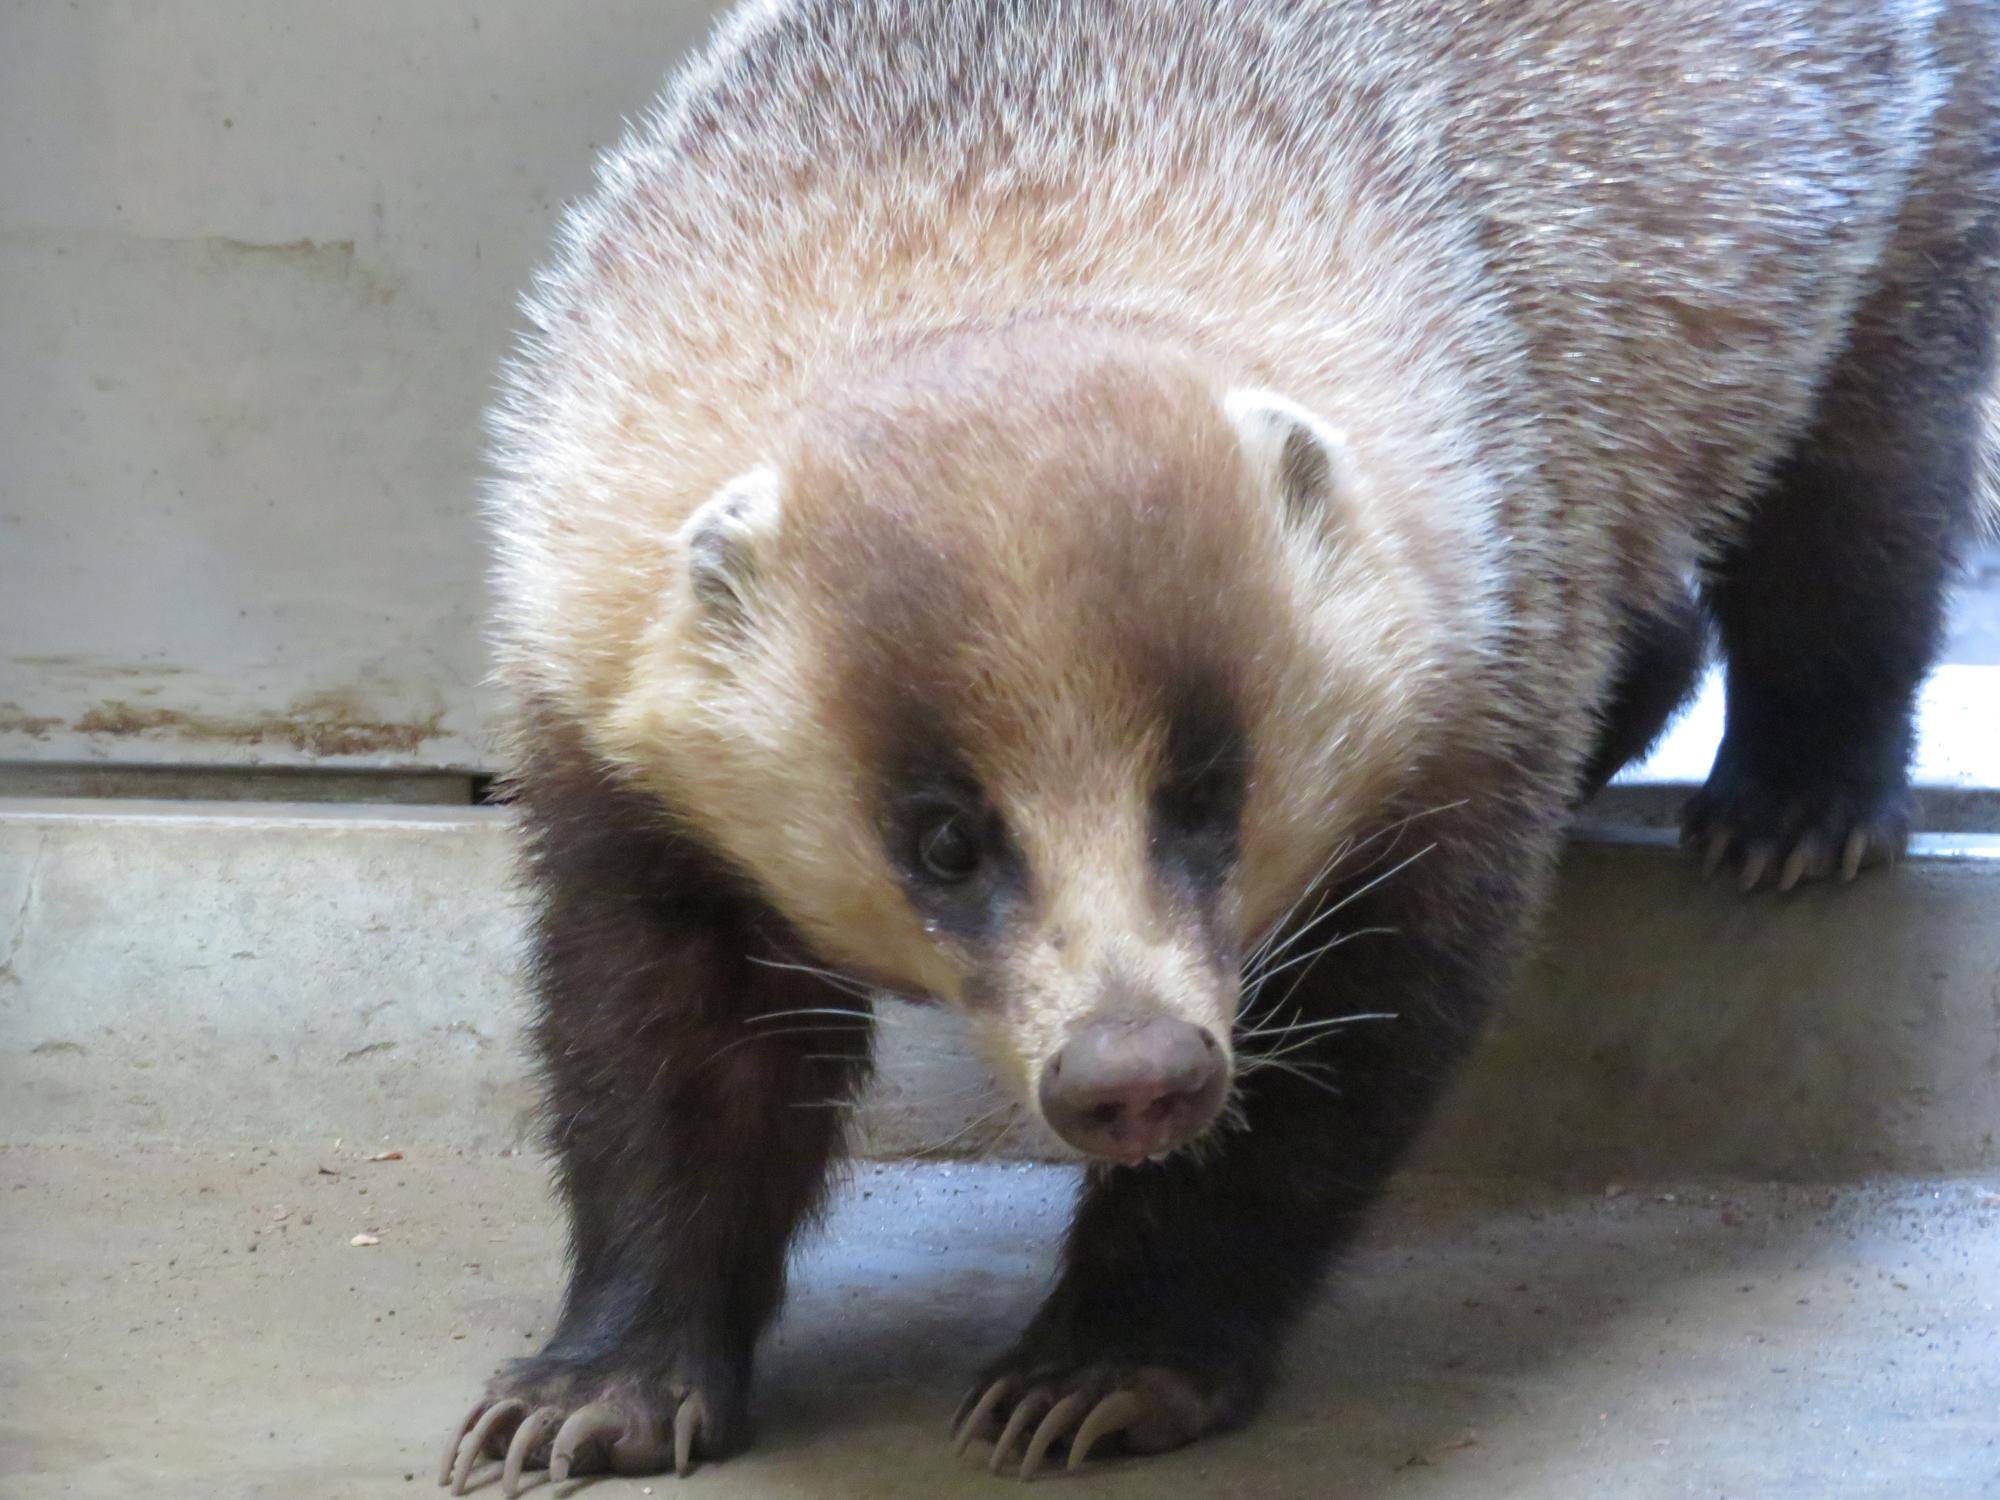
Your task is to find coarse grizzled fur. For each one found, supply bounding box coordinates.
[442,0,2000,1488]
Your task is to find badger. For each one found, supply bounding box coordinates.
[440,0,2000,1488]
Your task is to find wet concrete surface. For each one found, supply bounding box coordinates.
[5,1148,1997,1499]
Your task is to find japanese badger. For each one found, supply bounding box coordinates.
[442,0,1999,1488]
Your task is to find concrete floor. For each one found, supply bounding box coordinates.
[5,1147,1997,1500]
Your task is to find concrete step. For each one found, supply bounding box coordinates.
[3,794,1996,1180]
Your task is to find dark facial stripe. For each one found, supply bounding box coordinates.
[1148,675,1249,914]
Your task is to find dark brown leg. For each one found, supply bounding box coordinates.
[1686,34,2000,892]
[1686,315,1994,890]
[440,756,872,1492]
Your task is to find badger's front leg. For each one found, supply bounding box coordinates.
[440,775,872,1494]
[958,865,1516,1478]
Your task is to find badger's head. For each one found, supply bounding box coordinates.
[607,326,1468,1164]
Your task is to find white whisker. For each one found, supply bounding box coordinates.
[678,1023,870,1086]
[1240,799,1463,981]
[911,1100,1017,1159]
[746,953,885,1001]
[1232,1057,1345,1098]
[1242,840,1353,975]
[743,1005,875,1026]
[1235,1008,1399,1043]
[1252,841,1434,990]
[1241,926,1399,1004]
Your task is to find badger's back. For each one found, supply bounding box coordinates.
[489,0,1970,734]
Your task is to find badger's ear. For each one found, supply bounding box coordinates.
[1223,389,1350,527]
[676,465,782,633]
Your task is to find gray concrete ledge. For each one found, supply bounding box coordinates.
[3,799,1997,1179]
[0,763,485,805]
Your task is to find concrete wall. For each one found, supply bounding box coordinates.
[1,1,729,769]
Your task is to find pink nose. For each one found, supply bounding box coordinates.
[1037,1016,1226,1163]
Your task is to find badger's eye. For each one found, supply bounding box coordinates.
[917,812,981,883]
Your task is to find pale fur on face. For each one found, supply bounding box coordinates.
[599,328,1476,1109]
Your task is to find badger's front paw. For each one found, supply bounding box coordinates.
[952,1323,1258,1479]
[439,1348,744,1494]
[1680,759,1913,893]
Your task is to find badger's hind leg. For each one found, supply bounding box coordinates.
[1687,393,1966,891]
[1687,135,1999,892]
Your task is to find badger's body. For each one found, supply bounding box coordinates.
[445,1,1999,1488]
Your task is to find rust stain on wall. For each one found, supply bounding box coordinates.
[12,654,191,679]
[211,236,358,259]
[0,703,63,739]
[203,235,398,306]
[67,691,447,758]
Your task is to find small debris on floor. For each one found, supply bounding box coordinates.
[350,1232,380,1247]
[1396,1432,1479,1469]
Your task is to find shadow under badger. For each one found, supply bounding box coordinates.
[443,0,2000,1487]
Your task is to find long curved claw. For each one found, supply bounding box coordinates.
[450,1433,482,1495]
[454,1399,527,1494]
[1840,827,1870,882]
[1018,1391,1090,1481]
[1701,829,1732,880]
[1778,838,1817,893]
[502,1405,562,1497]
[954,1378,1015,1458]
[674,1391,709,1477]
[1068,1390,1146,1471]
[990,1390,1054,1475]
[1737,845,1773,893]
[548,1401,623,1483]
[440,1403,484,1487]
[950,1380,985,1436]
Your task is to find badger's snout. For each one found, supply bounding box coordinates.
[1037,1015,1227,1163]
